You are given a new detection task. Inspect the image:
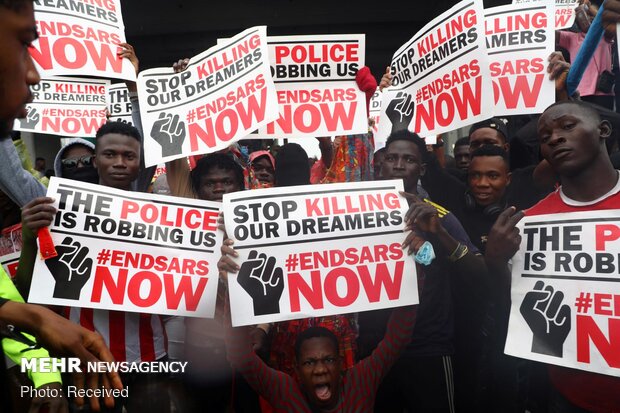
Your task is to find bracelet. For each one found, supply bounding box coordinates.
[448,243,468,262]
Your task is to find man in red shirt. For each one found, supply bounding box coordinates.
[486,100,620,412]
[226,302,416,413]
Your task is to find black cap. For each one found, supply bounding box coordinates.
[468,118,508,142]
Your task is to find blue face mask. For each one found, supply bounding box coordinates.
[414,241,435,266]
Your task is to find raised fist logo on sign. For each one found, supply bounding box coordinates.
[150,112,186,157]
[520,281,571,358]
[386,92,415,135]
[46,237,93,300]
[238,250,284,316]
[19,107,40,129]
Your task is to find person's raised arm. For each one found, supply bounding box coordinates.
[118,43,156,192]
[0,136,46,207]
[402,193,488,291]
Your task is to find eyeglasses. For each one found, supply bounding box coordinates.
[61,155,94,169]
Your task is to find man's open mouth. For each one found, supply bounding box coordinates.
[315,383,331,401]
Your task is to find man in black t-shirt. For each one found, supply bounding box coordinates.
[369,130,485,413]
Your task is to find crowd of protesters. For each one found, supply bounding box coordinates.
[2,0,620,412]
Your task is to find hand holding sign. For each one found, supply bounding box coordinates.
[520,281,571,357]
[19,107,40,129]
[150,112,186,157]
[47,237,93,300]
[386,92,414,134]
[238,250,283,316]
[547,52,571,101]
[403,193,441,234]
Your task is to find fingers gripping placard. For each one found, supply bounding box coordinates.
[222,180,419,326]
[28,177,222,318]
[506,210,620,377]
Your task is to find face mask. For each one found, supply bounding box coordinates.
[62,167,99,184]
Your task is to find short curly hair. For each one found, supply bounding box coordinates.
[95,121,142,143]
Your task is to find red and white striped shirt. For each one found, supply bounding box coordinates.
[65,307,166,362]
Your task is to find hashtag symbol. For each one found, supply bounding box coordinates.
[43,108,49,116]
[416,89,422,104]
[186,109,196,123]
[574,292,593,314]
[285,253,299,272]
[96,249,111,265]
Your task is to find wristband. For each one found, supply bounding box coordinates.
[448,243,468,262]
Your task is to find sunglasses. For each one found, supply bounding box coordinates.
[61,155,94,169]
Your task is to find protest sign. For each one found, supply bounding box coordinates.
[14,77,109,137]
[513,0,578,30]
[1,252,20,280]
[369,87,382,136]
[376,0,493,141]
[28,177,222,318]
[485,3,555,116]
[108,83,133,125]
[255,34,368,139]
[505,210,620,377]
[30,0,136,81]
[137,26,278,167]
[0,224,23,280]
[222,180,418,327]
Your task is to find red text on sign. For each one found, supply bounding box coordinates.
[556,10,574,28]
[576,315,620,368]
[42,116,106,135]
[189,81,268,150]
[595,224,620,251]
[91,266,209,311]
[274,43,359,64]
[288,262,404,311]
[492,74,545,109]
[30,38,123,74]
[266,101,358,135]
[415,76,481,133]
[298,244,404,271]
[120,201,218,231]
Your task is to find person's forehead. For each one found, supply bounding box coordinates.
[253,157,272,167]
[203,166,236,180]
[470,128,503,141]
[300,337,338,357]
[540,103,591,124]
[469,155,508,171]
[385,140,420,157]
[454,145,469,153]
[96,133,140,152]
